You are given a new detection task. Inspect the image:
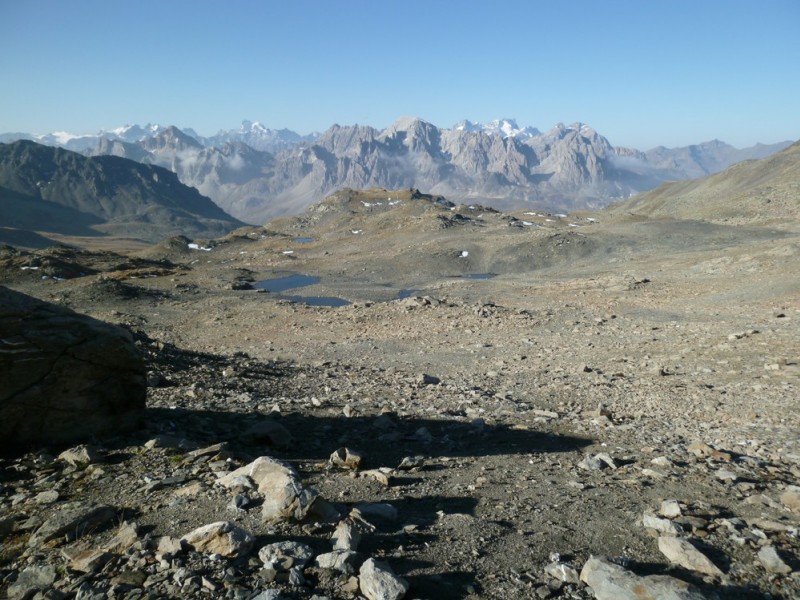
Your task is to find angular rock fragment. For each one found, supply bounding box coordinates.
[217,456,324,522]
[397,456,424,471]
[329,447,364,470]
[7,564,57,600]
[259,540,314,570]
[181,521,254,558]
[27,503,115,548]
[660,499,682,518]
[544,561,580,583]
[657,536,724,577]
[58,444,103,466]
[315,549,363,574]
[578,452,617,470]
[359,558,409,600]
[104,520,140,553]
[358,467,395,486]
[63,546,114,573]
[580,555,710,600]
[757,545,792,574]
[642,513,683,535]
[780,486,800,514]
[154,535,183,560]
[333,518,362,551]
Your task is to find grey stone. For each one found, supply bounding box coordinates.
[63,546,114,573]
[329,447,364,470]
[33,489,59,504]
[332,519,362,551]
[58,444,102,466]
[315,550,363,574]
[580,555,711,600]
[217,456,323,523]
[0,286,145,447]
[642,512,683,535]
[780,486,800,513]
[7,564,57,600]
[258,540,314,570]
[27,503,115,548]
[359,558,409,600]
[660,499,682,518]
[544,561,580,583]
[250,591,285,600]
[181,521,254,557]
[757,545,792,574]
[104,520,140,553]
[658,536,724,577]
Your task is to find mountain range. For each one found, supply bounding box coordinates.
[1,118,792,224]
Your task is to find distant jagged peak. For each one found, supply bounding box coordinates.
[140,125,203,150]
[383,116,437,135]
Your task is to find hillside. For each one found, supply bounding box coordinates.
[616,141,800,225]
[0,140,244,245]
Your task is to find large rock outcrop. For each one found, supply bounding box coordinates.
[0,286,145,447]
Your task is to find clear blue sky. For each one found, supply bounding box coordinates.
[1,0,798,149]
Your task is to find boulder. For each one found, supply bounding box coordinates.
[181,521,254,558]
[0,286,145,447]
[359,558,409,600]
[657,536,724,577]
[217,456,327,522]
[27,503,116,548]
[580,556,711,600]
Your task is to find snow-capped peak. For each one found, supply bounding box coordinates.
[451,118,540,139]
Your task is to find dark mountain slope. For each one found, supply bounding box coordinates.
[616,141,800,225]
[0,140,244,242]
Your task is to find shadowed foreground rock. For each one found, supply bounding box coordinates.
[0,285,145,447]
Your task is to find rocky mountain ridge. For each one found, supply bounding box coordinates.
[2,119,792,224]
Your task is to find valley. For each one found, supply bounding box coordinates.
[1,152,799,598]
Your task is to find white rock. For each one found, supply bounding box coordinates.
[217,456,320,522]
[333,519,362,551]
[660,500,682,518]
[642,513,683,535]
[757,545,792,574]
[544,561,580,583]
[315,549,362,574]
[359,558,409,600]
[580,555,710,600]
[58,444,102,466]
[258,540,314,570]
[181,521,253,558]
[658,536,723,577]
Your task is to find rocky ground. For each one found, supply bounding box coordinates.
[1,189,799,599]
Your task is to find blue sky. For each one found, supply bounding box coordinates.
[1,0,798,149]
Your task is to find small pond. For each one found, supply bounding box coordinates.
[292,237,315,244]
[283,295,350,307]
[254,274,320,293]
[254,274,349,307]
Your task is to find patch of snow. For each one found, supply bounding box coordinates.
[188,243,212,251]
[21,266,39,270]
[351,229,363,234]
[282,250,294,255]
[459,251,469,258]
